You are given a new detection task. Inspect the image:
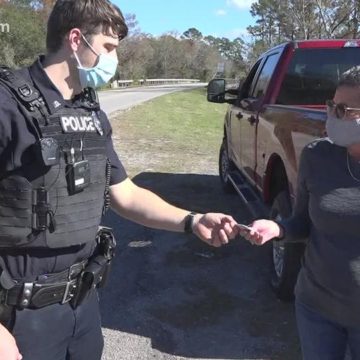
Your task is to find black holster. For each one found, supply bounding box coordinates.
[71,226,116,308]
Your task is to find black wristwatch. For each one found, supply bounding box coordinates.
[184,212,197,234]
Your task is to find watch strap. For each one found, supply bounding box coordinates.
[184,212,197,234]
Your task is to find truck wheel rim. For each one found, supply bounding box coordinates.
[273,213,285,278]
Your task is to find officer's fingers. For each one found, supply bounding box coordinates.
[210,239,222,247]
[219,229,229,245]
[222,222,235,239]
[253,231,265,245]
[221,215,236,225]
[222,221,232,233]
[209,233,222,247]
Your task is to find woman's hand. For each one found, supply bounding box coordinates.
[239,219,283,245]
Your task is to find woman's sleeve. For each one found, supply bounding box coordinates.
[278,147,311,243]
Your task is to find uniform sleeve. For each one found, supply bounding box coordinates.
[98,110,128,185]
[278,146,311,243]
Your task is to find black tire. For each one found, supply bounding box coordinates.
[219,139,236,193]
[270,191,306,302]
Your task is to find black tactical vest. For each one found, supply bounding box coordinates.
[0,67,109,248]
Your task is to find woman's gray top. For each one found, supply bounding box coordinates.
[281,138,360,327]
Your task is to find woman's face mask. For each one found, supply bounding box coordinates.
[326,114,360,147]
[325,97,360,147]
[74,34,118,89]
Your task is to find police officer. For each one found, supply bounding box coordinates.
[0,1,240,359]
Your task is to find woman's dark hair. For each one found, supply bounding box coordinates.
[339,66,360,88]
[46,0,128,53]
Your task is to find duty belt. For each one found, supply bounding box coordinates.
[0,260,88,309]
[0,227,116,309]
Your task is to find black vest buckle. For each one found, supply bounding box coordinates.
[32,188,56,233]
[19,84,33,98]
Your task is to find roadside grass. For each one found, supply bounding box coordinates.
[109,88,228,177]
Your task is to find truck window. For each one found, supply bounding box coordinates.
[251,52,281,98]
[277,48,360,106]
[239,60,262,99]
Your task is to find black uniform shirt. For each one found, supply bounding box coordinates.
[0,56,127,281]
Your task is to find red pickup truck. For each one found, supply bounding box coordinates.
[207,39,360,301]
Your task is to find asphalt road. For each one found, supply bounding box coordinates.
[98,84,207,114]
[98,86,301,360]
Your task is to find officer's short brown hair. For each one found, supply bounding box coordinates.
[46,0,128,53]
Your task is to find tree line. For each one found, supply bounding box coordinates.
[118,23,247,81]
[247,0,360,61]
[0,0,247,80]
[0,0,359,81]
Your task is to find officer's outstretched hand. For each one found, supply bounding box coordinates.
[0,324,22,360]
[192,213,239,247]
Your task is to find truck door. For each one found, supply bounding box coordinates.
[229,61,262,170]
[228,104,242,169]
[239,52,281,184]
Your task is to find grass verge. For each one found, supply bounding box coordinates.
[109,88,228,177]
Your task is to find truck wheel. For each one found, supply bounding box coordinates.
[270,191,305,302]
[219,140,235,193]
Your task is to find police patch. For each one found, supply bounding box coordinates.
[60,115,97,133]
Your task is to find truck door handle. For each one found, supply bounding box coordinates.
[236,112,243,119]
[248,115,257,125]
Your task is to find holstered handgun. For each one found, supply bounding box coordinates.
[71,227,116,308]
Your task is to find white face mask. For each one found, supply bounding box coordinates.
[326,114,360,147]
[74,34,118,89]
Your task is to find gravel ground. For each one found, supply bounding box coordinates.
[98,108,302,360]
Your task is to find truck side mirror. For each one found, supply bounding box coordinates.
[207,79,226,103]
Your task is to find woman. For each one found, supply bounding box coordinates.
[243,67,360,360]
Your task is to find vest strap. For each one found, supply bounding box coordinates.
[0,66,48,115]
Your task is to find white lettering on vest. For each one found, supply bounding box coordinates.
[60,116,97,133]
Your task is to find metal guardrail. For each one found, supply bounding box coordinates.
[139,79,200,85]
[111,79,200,88]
